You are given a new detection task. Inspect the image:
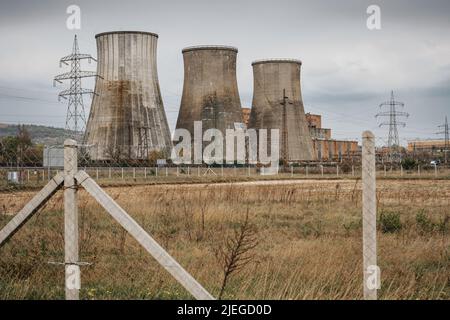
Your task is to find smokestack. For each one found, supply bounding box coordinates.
[85,31,172,160]
[176,45,243,138]
[249,59,316,161]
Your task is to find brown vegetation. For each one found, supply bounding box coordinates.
[0,179,448,299]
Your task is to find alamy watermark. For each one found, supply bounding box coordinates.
[66,5,81,30]
[367,5,381,30]
[171,121,280,171]
[366,265,381,290]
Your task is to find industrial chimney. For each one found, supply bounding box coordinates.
[84,31,172,160]
[176,45,244,139]
[249,59,316,161]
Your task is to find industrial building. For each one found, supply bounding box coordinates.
[84,31,172,161]
[248,59,316,161]
[407,140,448,153]
[306,113,359,161]
[176,46,244,140]
[241,107,251,127]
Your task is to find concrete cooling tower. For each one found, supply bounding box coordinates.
[176,46,243,138]
[249,59,316,161]
[84,31,172,160]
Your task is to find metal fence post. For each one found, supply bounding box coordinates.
[362,131,379,300]
[64,139,79,300]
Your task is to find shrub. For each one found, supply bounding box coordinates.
[379,211,402,233]
[401,158,416,170]
[415,210,434,234]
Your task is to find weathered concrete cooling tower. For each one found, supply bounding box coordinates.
[84,31,172,160]
[176,46,243,137]
[249,59,316,161]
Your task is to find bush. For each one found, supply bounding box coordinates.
[415,210,434,234]
[379,211,402,233]
[401,158,416,170]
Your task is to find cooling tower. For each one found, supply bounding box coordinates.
[176,46,243,138]
[84,31,172,160]
[249,59,316,161]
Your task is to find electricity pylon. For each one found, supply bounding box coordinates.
[54,35,99,142]
[437,116,449,163]
[376,91,409,162]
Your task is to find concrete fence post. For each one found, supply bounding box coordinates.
[352,165,355,177]
[64,139,80,300]
[121,168,124,180]
[108,167,111,179]
[306,165,308,177]
[321,165,324,177]
[362,131,379,300]
[400,165,403,177]
[336,165,339,177]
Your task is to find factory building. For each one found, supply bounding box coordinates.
[306,113,359,161]
[241,107,251,127]
[407,140,448,153]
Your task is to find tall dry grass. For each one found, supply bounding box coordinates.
[0,179,449,299]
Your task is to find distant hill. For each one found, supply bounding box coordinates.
[0,123,75,145]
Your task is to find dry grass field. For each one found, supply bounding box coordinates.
[0,178,449,300]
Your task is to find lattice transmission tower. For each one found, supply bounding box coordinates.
[436,116,449,163]
[54,35,99,142]
[375,91,409,161]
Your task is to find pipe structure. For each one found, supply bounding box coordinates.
[249,59,316,161]
[176,45,243,139]
[84,31,172,160]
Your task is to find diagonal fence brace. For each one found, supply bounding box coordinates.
[74,170,214,300]
[0,173,64,248]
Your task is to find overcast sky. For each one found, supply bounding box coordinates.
[0,0,449,145]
